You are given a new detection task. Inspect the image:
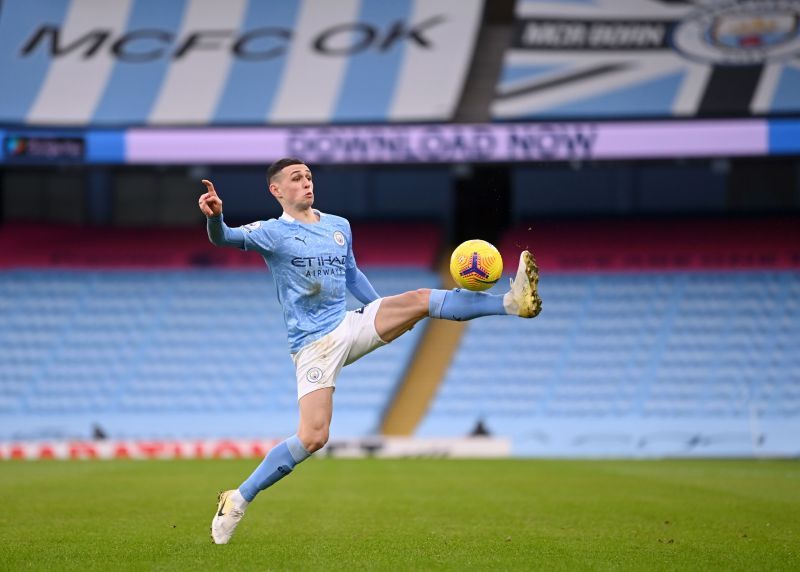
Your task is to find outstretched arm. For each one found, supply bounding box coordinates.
[346,266,380,304]
[199,179,245,248]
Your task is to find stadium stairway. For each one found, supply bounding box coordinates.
[381,260,465,436]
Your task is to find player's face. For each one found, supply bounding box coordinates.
[272,164,314,209]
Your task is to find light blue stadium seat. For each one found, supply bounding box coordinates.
[0,268,439,440]
[417,271,800,456]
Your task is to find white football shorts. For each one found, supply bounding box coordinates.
[292,299,387,400]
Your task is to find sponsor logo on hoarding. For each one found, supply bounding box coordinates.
[0,440,279,460]
[0,438,511,460]
[3,135,84,161]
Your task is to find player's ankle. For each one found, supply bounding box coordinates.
[502,291,518,315]
[231,489,250,509]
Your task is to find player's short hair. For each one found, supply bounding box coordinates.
[267,157,306,183]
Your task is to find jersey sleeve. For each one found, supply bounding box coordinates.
[240,220,276,255]
[346,267,380,303]
[207,214,245,249]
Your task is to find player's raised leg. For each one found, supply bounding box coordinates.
[375,250,542,342]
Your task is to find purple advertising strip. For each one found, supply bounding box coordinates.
[126,120,767,164]
[126,129,286,164]
[592,120,767,159]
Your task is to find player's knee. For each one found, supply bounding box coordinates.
[304,432,328,453]
[300,427,329,453]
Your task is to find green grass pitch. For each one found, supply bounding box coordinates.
[1,458,798,570]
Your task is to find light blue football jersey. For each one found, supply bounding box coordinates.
[240,210,356,353]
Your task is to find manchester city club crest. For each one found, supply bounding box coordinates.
[673,1,800,65]
[306,367,324,383]
[333,230,345,246]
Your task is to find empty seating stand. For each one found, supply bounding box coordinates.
[0,269,439,441]
[417,271,800,457]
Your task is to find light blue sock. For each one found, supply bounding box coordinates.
[428,288,507,321]
[239,434,311,502]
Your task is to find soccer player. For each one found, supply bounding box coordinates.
[199,158,541,544]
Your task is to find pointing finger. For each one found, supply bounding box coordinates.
[201,179,217,196]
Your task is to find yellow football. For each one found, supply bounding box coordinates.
[449,239,503,291]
